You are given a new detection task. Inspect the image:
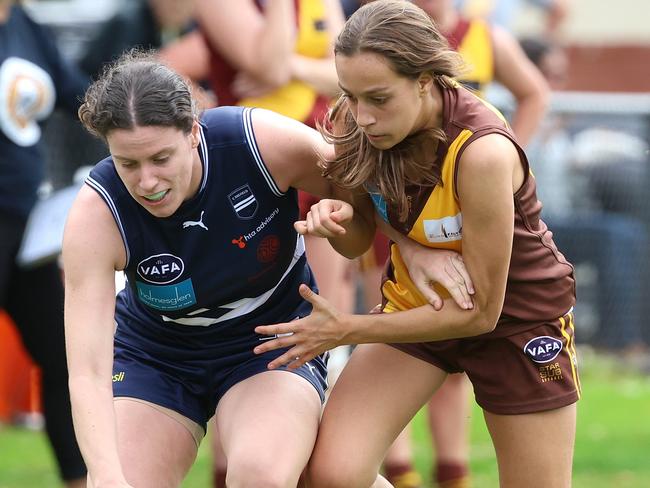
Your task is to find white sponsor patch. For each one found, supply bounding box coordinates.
[423,213,463,243]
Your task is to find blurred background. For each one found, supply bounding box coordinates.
[1,0,649,486]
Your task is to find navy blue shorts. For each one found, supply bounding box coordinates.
[111,302,328,433]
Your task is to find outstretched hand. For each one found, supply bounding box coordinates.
[294,199,354,238]
[399,242,475,311]
[254,284,345,370]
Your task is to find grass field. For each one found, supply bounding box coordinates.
[1,349,649,487]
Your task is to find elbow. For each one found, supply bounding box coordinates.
[532,77,551,111]
[538,85,551,112]
[467,300,501,336]
[250,61,292,88]
[472,315,498,335]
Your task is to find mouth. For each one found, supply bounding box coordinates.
[365,133,385,141]
[142,190,169,203]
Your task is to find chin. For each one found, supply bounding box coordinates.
[370,139,396,150]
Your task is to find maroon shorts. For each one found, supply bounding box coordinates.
[390,311,581,415]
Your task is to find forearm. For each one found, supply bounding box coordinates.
[255,0,296,85]
[69,376,126,485]
[327,212,375,258]
[510,91,549,147]
[341,299,496,345]
[290,55,340,97]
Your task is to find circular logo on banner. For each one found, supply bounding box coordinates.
[0,57,56,147]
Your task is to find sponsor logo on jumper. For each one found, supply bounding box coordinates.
[231,208,280,248]
[423,214,463,243]
[182,210,208,230]
[136,278,197,311]
[257,235,280,263]
[524,336,563,363]
[538,362,563,382]
[232,236,246,248]
[229,184,258,219]
[112,372,125,382]
[137,254,185,284]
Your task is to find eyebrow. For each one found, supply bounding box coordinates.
[338,82,390,96]
[113,147,174,162]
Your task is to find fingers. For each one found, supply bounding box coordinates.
[266,349,316,370]
[295,200,350,238]
[451,254,475,294]
[254,324,296,352]
[445,280,473,310]
[441,258,474,310]
[413,279,443,310]
[294,220,308,235]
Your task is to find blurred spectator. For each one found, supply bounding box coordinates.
[79,0,197,77]
[0,1,88,486]
[522,36,649,353]
[461,0,570,38]
[416,0,549,146]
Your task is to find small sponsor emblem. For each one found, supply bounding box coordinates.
[257,235,280,263]
[524,336,563,363]
[135,278,197,311]
[182,210,208,230]
[112,372,125,382]
[137,253,184,284]
[423,214,463,243]
[538,362,563,382]
[229,184,258,219]
[232,236,246,249]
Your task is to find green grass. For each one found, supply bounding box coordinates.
[1,349,649,487]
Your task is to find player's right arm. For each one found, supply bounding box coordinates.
[196,0,296,87]
[62,185,131,487]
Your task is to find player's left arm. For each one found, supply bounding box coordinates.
[492,25,549,146]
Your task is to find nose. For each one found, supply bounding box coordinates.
[138,163,159,192]
[354,102,376,129]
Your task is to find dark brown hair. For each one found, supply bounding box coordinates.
[321,0,464,220]
[78,49,197,141]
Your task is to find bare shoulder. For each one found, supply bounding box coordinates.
[63,185,126,272]
[250,108,333,195]
[460,132,520,174]
[458,133,524,199]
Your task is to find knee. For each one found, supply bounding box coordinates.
[307,457,378,488]
[226,458,298,488]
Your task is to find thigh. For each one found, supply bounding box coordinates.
[484,403,576,488]
[113,399,198,488]
[215,370,321,486]
[311,344,447,484]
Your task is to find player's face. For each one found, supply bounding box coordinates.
[107,122,201,218]
[335,51,435,150]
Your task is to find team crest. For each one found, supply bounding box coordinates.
[137,253,185,284]
[523,336,563,364]
[228,184,258,219]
